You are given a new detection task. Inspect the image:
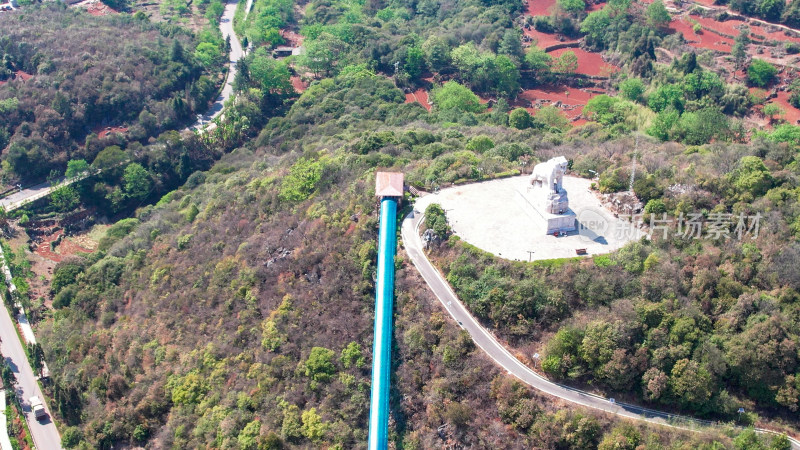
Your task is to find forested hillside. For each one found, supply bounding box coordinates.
[2,0,799,446]
[0,4,225,182]
[29,70,781,449]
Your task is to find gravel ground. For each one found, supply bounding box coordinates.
[413,175,642,262]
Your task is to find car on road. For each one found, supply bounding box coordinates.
[29,396,47,421]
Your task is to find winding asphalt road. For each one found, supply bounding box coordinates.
[0,297,60,450]
[401,208,800,448]
[190,0,245,132]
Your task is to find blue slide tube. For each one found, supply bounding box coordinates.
[367,197,398,450]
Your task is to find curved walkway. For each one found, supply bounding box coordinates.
[400,207,800,449]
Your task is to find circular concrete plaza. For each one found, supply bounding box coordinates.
[413,175,642,262]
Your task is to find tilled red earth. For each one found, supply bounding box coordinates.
[404,89,431,111]
[669,17,734,53]
[548,47,619,77]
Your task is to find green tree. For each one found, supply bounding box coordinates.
[732,28,750,71]
[123,163,152,201]
[405,46,426,79]
[558,0,585,13]
[509,108,534,129]
[759,0,784,21]
[647,107,680,141]
[581,9,612,47]
[304,347,337,383]
[237,420,261,450]
[491,55,521,97]
[65,159,89,179]
[499,29,523,61]
[615,241,646,273]
[50,186,80,213]
[552,51,578,74]
[747,59,777,87]
[770,434,792,450]
[424,203,450,237]
[340,342,365,368]
[465,135,495,153]
[281,404,303,439]
[279,157,323,203]
[61,427,83,448]
[301,33,345,76]
[618,77,644,102]
[92,145,127,173]
[579,321,619,371]
[2,358,16,388]
[675,107,729,145]
[784,0,800,27]
[431,81,486,113]
[249,48,293,95]
[301,408,328,442]
[646,0,671,28]
[648,84,684,113]
[451,43,482,83]
[763,103,783,122]
[598,423,641,450]
[769,124,800,145]
[584,95,633,127]
[733,429,766,450]
[644,199,666,214]
[194,42,220,68]
[524,47,552,77]
[729,156,773,197]
[669,359,713,408]
[535,105,569,130]
[422,35,451,73]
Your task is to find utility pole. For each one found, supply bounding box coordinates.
[527,250,535,262]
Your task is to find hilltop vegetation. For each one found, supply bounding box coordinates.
[428,135,800,428]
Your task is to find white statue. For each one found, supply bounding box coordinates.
[530,156,569,214]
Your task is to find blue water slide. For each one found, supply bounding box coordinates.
[367,197,398,450]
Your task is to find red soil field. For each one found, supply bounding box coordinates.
[524,28,580,49]
[404,89,431,111]
[520,85,597,104]
[669,17,733,52]
[524,0,558,17]
[548,47,619,76]
[772,90,800,125]
[519,85,599,119]
[749,23,800,44]
[693,15,745,37]
[0,71,32,85]
[93,126,128,138]
[290,75,309,93]
[14,70,32,81]
[33,227,93,264]
[34,229,64,263]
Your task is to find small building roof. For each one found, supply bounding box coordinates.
[375,172,404,197]
[273,46,295,52]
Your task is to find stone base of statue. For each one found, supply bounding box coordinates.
[517,184,577,235]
